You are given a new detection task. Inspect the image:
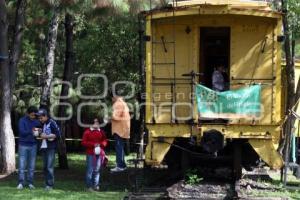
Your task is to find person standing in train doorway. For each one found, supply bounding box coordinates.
[110,95,131,172]
[212,65,229,92]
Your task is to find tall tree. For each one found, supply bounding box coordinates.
[56,13,74,169]
[9,0,27,93]
[0,0,15,174]
[280,0,300,184]
[138,14,146,159]
[0,0,27,174]
[40,3,60,107]
[288,0,300,100]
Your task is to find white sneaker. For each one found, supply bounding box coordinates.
[110,167,126,172]
[28,184,35,189]
[17,183,24,190]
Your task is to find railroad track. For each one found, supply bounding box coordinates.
[124,187,168,200]
[125,186,287,200]
[124,172,288,200]
[125,158,284,200]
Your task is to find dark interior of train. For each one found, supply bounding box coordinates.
[199,27,230,89]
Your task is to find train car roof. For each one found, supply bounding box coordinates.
[142,0,281,19]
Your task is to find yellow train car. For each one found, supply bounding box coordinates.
[142,0,285,177]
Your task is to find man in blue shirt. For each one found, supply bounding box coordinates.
[17,106,40,190]
[36,108,61,190]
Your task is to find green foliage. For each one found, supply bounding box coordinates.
[185,169,203,185]
[288,0,300,38]
[73,14,139,84]
[271,0,300,58]
[10,0,142,117]
[295,39,300,59]
[288,0,300,58]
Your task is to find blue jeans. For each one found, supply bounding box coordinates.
[86,155,101,188]
[42,149,55,187]
[18,145,37,185]
[114,134,126,168]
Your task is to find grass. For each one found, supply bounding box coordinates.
[246,170,300,200]
[3,152,300,200]
[0,153,136,200]
[250,186,300,200]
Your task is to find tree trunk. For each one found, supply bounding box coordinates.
[292,38,300,108]
[138,14,146,159]
[9,0,27,93]
[40,6,59,108]
[281,0,295,172]
[0,0,16,174]
[56,13,74,169]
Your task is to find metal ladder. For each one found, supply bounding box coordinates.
[150,0,181,124]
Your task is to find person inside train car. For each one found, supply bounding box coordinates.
[17,106,41,190]
[81,117,108,192]
[110,95,131,173]
[36,108,61,191]
[212,65,229,92]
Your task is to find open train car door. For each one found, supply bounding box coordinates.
[200,27,230,89]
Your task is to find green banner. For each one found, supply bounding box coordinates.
[195,84,261,119]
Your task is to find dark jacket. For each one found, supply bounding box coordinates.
[42,118,61,149]
[18,116,41,146]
